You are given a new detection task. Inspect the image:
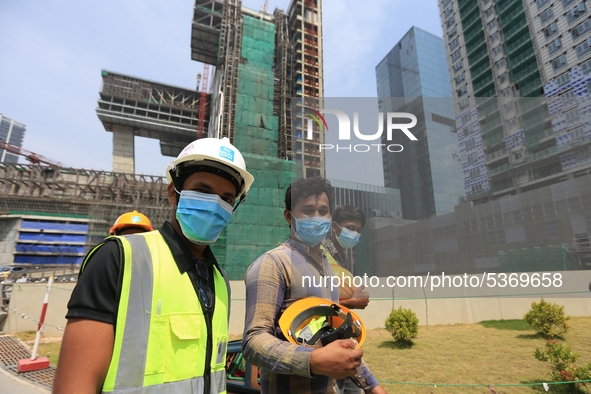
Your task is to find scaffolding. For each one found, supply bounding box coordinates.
[217,0,243,143]
[274,10,294,161]
[0,163,170,245]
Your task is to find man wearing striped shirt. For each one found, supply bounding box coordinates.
[242,177,386,394]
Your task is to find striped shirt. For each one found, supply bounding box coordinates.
[242,238,378,394]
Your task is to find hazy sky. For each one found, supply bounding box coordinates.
[0,0,442,186]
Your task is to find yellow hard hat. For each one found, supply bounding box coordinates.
[278,297,366,349]
[329,263,357,300]
[109,211,153,235]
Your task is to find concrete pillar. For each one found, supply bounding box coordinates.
[112,125,135,173]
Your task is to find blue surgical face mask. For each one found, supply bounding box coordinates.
[176,190,233,245]
[335,223,361,249]
[292,214,331,247]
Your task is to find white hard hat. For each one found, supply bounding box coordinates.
[166,137,254,199]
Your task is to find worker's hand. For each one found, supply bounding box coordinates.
[341,285,370,310]
[309,339,362,379]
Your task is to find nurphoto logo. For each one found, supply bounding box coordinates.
[305,108,418,153]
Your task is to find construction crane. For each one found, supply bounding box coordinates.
[197,64,210,139]
[0,141,66,168]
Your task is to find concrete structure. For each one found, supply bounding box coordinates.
[439,0,591,204]
[0,114,26,164]
[4,274,591,337]
[96,70,204,174]
[375,27,464,220]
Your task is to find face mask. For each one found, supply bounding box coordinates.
[335,223,361,249]
[292,214,331,247]
[176,190,233,245]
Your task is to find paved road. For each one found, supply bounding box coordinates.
[0,368,49,393]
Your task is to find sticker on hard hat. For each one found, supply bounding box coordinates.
[219,146,235,162]
[132,216,141,223]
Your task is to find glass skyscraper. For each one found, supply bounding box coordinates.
[375,26,464,220]
[0,114,26,163]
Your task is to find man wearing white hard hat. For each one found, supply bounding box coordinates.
[54,138,254,394]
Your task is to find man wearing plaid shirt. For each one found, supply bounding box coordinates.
[242,177,386,394]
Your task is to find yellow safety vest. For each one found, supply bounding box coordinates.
[88,231,229,393]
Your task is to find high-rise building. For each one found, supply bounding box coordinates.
[191,0,323,176]
[375,26,464,220]
[288,0,325,177]
[440,0,591,204]
[0,114,26,163]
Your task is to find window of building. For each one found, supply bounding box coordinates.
[498,73,508,83]
[507,118,517,128]
[453,60,464,73]
[485,7,495,17]
[572,19,591,40]
[449,37,460,50]
[448,25,457,37]
[488,20,497,30]
[537,0,550,9]
[446,15,456,28]
[513,150,523,161]
[496,59,506,69]
[466,139,476,150]
[581,58,591,74]
[544,22,558,37]
[492,46,503,56]
[551,54,567,70]
[458,85,468,96]
[502,88,512,96]
[455,72,466,85]
[504,102,514,112]
[562,89,576,107]
[565,107,580,124]
[575,38,591,58]
[540,7,554,23]
[460,98,470,108]
[451,48,462,61]
[444,4,454,18]
[548,38,562,55]
[567,3,586,24]
[556,72,571,86]
[491,32,501,42]
[442,0,452,7]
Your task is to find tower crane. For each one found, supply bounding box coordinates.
[0,141,66,167]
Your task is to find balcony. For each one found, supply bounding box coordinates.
[488,163,511,177]
[486,147,508,163]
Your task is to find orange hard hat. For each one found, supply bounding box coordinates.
[109,211,153,235]
[278,297,366,349]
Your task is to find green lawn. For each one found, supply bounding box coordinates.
[13,317,591,393]
[363,316,591,393]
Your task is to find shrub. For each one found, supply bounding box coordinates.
[385,307,419,342]
[524,299,570,339]
[534,340,591,393]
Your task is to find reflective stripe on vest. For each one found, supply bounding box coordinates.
[101,231,229,393]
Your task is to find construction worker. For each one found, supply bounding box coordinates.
[322,205,370,310]
[242,177,386,394]
[53,137,254,394]
[322,205,372,394]
[108,210,154,236]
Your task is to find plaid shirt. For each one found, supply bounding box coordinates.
[242,238,378,394]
